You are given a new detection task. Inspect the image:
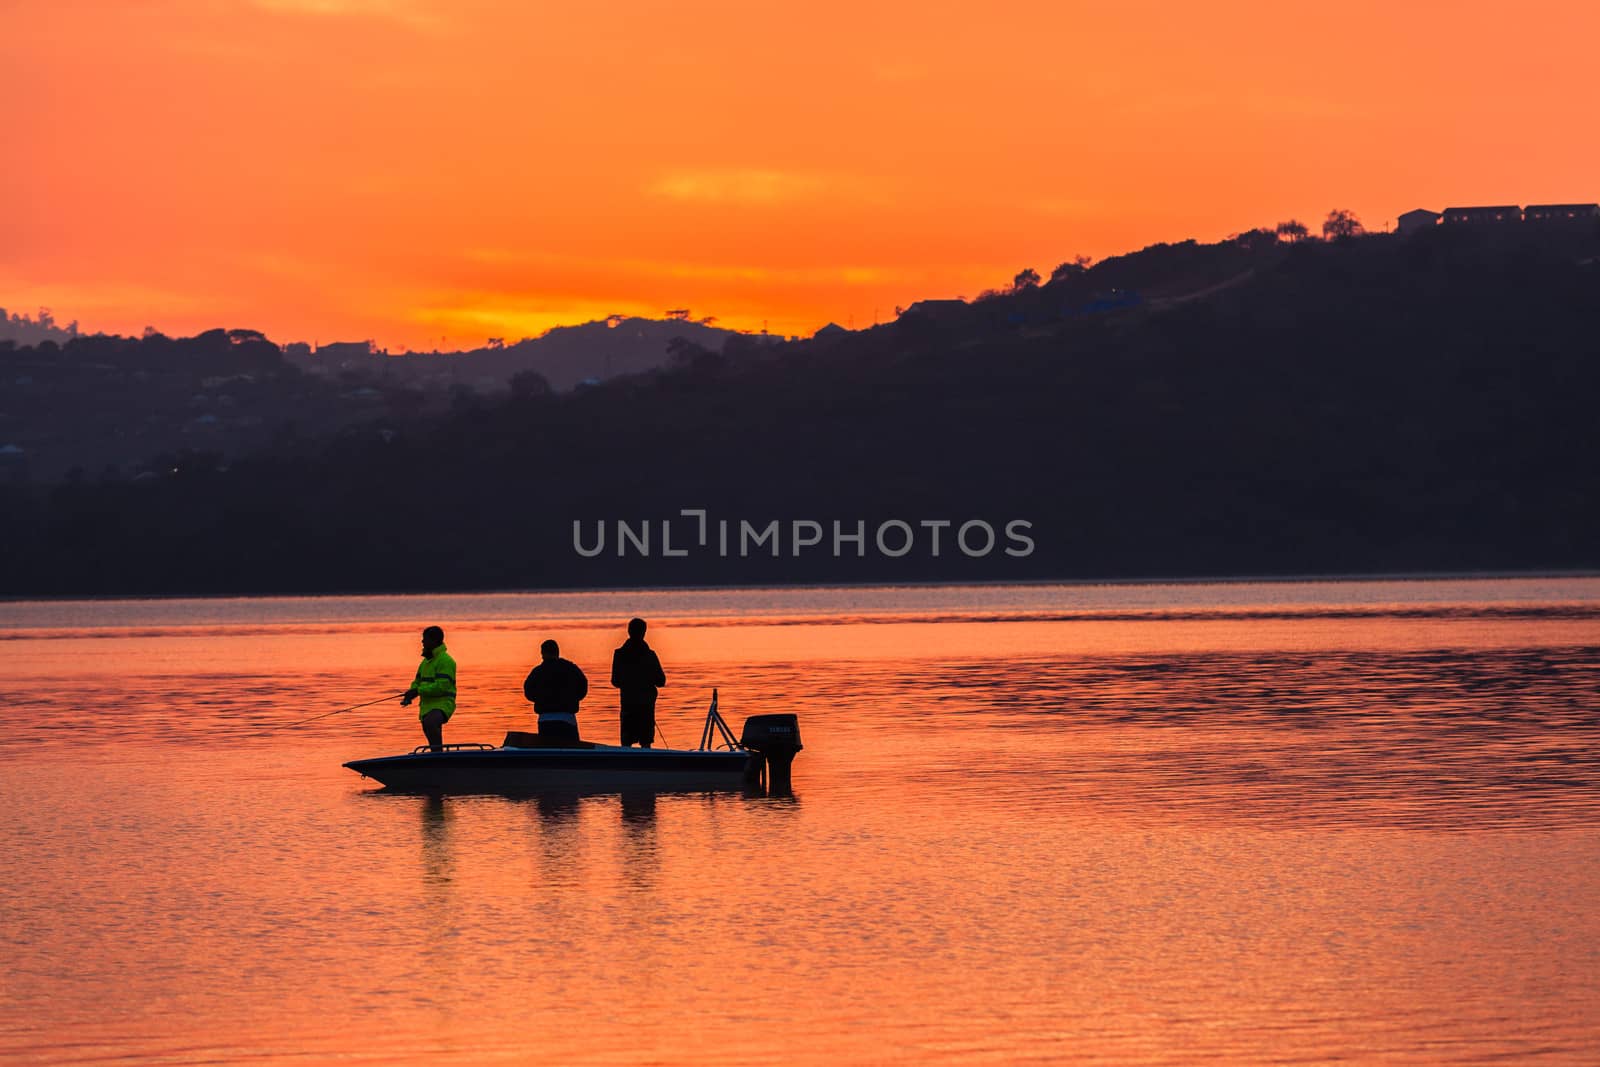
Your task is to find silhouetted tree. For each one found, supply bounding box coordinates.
[664,336,728,378]
[388,387,427,416]
[1050,255,1094,283]
[1234,228,1280,252]
[1013,268,1041,291]
[509,369,552,398]
[666,335,711,365]
[0,306,82,346]
[1275,219,1310,243]
[666,309,691,321]
[1322,209,1365,240]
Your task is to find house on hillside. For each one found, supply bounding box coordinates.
[1405,202,1597,230]
[1441,205,1522,225]
[1524,203,1600,224]
[1397,208,1441,235]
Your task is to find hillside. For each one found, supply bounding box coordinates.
[4,222,1599,595]
[0,318,746,481]
[283,316,746,392]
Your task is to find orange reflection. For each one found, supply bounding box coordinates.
[4,583,1600,1062]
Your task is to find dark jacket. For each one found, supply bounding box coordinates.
[523,657,589,717]
[611,638,666,698]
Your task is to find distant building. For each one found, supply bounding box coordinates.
[813,323,849,340]
[1397,208,1441,235]
[1408,202,1598,230]
[1523,203,1600,224]
[1441,205,1522,225]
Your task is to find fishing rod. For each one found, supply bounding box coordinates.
[271,692,408,732]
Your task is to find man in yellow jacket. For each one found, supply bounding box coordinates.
[401,625,456,752]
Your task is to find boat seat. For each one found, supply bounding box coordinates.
[503,730,597,750]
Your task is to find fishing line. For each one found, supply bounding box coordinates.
[268,692,407,733]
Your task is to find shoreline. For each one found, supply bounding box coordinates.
[3,567,1598,610]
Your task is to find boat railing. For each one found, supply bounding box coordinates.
[409,743,497,755]
[697,688,745,751]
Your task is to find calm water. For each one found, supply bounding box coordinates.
[2,577,1599,1064]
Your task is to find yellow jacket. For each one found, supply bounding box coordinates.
[411,645,457,720]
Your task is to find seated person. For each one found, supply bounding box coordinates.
[522,639,588,746]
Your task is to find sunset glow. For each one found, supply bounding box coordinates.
[6,0,1598,347]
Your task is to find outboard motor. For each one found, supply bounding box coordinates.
[740,714,803,793]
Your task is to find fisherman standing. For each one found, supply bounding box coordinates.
[611,617,666,748]
[401,625,456,752]
[522,639,589,746]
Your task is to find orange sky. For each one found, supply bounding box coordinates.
[4,0,1597,349]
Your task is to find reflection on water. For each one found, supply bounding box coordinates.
[899,645,1600,829]
[419,794,453,892]
[618,792,661,895]
[2,579,1599,1064]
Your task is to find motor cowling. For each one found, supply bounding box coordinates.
[740,714,803,793]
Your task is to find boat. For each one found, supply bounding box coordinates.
[344,690,802,794]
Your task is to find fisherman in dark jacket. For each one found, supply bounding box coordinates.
[610,617,667,748]
[522,639,589,747]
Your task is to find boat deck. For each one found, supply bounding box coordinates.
[344,742,757,793]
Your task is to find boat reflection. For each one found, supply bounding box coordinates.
[620,790,657,825]
[418,793,454,892]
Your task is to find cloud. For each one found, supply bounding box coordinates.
[0,276,224,337]
[404,253,922,346]
[649,261,901,286]
[405,297,659,346]
[248,0,442,28]
[459,247,908,288]
[648,169,832,206]
[1031,197,1110,219]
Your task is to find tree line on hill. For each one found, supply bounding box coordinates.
[3,216,1598,595]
